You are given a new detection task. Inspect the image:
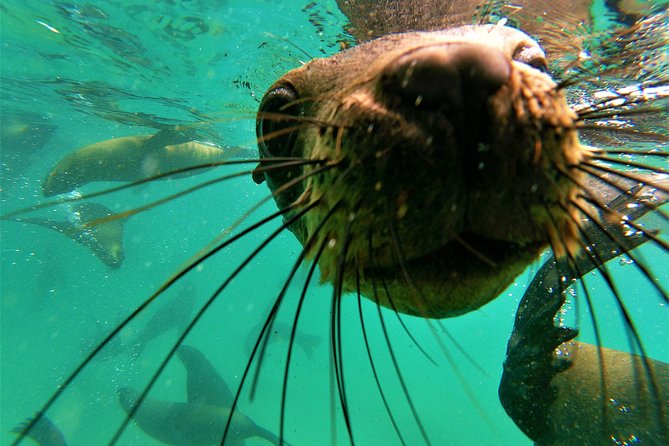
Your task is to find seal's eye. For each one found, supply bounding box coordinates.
[257,84,302,158]
[513,45,549,73]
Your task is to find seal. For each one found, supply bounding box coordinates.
[117,345,287,446]
[499,174,669,444]
[42,126,240,197]
[252,1,667,320]
[11,346,286,446]
[255,21,586,318]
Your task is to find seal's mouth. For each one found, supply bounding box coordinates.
[365,231,542,281]
[357,232,545,317]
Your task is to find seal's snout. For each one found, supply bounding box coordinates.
[383,43,510,110]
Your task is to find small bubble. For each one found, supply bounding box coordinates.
[618,257,634,266]
[609,398,631,414]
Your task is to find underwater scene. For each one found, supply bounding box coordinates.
[1,1,667,445]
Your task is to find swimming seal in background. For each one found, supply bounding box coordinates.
[7,202,125,269]
[42,126,241,197]
[11,347,284,446]
[500,174,669,445]
[117,345,287,446]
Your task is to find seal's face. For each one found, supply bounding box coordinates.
[254,25,587,317]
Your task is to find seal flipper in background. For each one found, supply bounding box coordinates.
[8,202,125,269]
[176,344,234,408]
[500,174,669,445]
[12,415,68,446]
[243,320,322,359]
[144,125,198,149]
[118,345,289,445]
[129,283,198,356]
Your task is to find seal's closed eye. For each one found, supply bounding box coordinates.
[253,84,306,209]
[256,84,302,158]
[512,43,548,73]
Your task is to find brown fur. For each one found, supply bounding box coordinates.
[546,342,668,446]
[255,24,590,317]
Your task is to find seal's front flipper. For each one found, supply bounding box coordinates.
[500,174,669,444]
[146,125,198,149]
[177,345,234,408]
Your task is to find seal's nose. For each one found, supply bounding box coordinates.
[382,43,511,110]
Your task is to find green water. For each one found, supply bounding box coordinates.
[1,1,667,445]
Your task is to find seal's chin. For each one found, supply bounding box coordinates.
[358,232,545,318]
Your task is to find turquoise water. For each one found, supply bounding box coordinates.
[1,1,667,445]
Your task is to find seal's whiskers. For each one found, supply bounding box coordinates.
[540,186,667,439]
[579,160,669,193]
[112,198,322,446]
[10,159,335,446]
[570,196,668,302]
[354,268,407,445]
[279,236,330,444]
[576,165,669,221]
[372,276,433,446]
[330,207,356,443]
[222,197,341,445]
[541,202,613,430]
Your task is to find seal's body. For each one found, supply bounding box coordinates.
[42,128,235,197]
[499,175,669,444]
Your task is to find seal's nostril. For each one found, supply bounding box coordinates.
[384,43,511,109]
